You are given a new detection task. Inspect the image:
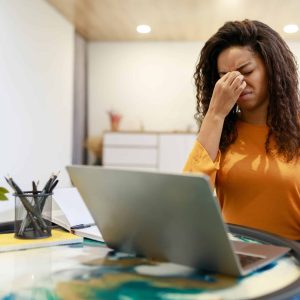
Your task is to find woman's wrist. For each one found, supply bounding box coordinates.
[205,108,226,124]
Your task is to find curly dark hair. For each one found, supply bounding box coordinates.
[194,19,300,161]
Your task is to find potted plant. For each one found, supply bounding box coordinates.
[0,186,9,201]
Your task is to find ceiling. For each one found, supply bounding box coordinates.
[47,0,300,41]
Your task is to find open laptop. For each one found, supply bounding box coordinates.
[66,165,290,277]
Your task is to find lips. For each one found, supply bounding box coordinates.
[239,91,252,98]
[239,90,252,97]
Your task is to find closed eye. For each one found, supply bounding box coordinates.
[241,70,253,75]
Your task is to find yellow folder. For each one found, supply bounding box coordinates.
[0,229,83,252]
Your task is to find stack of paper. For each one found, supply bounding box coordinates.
[52,187,104,242]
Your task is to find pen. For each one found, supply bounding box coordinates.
[49,179,59,193]
[39,172,60,211]
[41,173,55,194]
[32,181,38,194]
[70,223,95,230]
[32,181,42,218]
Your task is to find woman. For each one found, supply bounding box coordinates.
[184,20,300,240]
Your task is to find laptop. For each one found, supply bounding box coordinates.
[66,165,290,277]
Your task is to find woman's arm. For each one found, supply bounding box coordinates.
[197,71,246,161]
[183,71,246,187]
[197,112,224,162]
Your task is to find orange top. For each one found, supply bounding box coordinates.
[184,121,300,240]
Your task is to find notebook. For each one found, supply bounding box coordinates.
[0,229,83,252]
[52,187,104,242]
[66,165,290,277]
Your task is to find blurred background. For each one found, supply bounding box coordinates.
[1,0,300,190]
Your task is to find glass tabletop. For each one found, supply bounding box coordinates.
[0,226,300,300]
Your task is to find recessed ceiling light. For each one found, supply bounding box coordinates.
[283,24,299,34]
[136,24,151,34]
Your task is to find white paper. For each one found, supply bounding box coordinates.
[53,187,95,227]
[49,187,105,242]
[51,199,70,229]
[74,226,104,242]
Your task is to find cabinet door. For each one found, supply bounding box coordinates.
[158,134,196,173]
[103,147,157,166]
[104,133,157,147]
[103,132,158,170]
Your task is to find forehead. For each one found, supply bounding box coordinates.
[217,46,259,72]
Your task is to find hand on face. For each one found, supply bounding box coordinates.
[209,71,246,118]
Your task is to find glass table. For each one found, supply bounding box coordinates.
[0,224,300,300]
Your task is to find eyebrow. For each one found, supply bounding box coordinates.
[218,62,252,76]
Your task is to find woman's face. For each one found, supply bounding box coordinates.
[217,46,269,120]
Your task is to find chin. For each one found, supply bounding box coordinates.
[237,99,253,107]
[237,101,258,112]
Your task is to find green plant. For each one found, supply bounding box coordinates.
[0,187,9,201]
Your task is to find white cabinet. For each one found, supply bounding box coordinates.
[103,132,158,171]
[104,133,157,146]
[158,133,196,172]
[103,132,196,172]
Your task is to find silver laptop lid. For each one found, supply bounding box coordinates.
[67,165,242,275]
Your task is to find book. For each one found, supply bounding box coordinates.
[0,229,83,252]
[52,187,104,242]
[71,226,103,241]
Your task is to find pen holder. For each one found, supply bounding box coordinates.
[14,192,52,239]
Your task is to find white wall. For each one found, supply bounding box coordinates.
[0,0,74,220]
[88,42,203,137]
[288,42,300,78]
[88,41,300,140]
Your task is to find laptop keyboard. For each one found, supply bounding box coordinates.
[237,253,265,267]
